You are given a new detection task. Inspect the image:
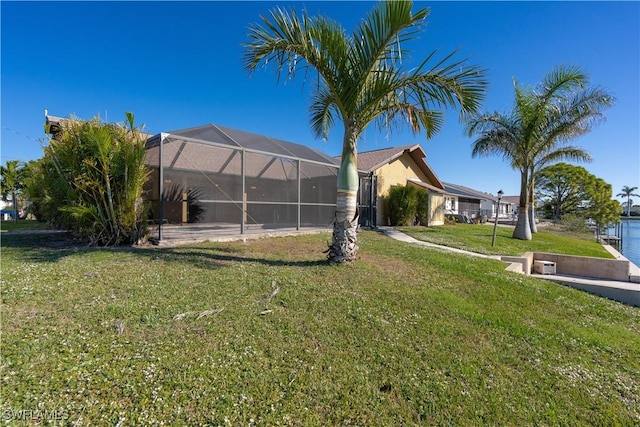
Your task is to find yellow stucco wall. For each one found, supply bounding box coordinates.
[428,193,445,226]
[374,152,443,226]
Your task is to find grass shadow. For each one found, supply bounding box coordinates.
[1,231,330,269]
[157,248,329,268]
[1,231,89,263]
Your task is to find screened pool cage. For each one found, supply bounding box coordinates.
[144,124,377,241]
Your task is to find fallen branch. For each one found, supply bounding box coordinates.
[265,281,280,304]
[173,308,223,321]
[197,308,224,319]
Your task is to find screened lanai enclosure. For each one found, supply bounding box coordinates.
[144,124,375,241]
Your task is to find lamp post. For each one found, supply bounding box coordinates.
[491,189,504,247]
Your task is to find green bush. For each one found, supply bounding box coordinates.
[30,112,150,245]
[415,187,428,225]
[386,185,427,226]
[558,213,590,233]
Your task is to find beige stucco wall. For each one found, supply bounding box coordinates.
[373,152,443,226]
[428,193,445,226]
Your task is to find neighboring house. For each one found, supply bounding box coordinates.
[354,144,446,226]
[622,202,640,216]
[442,182,514,222]
[500,196,520,220]
[0,199,11,220]
[442,182,487,221]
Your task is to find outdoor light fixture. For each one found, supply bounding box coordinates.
[491,189,504,247]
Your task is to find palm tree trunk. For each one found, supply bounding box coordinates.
[528,180,537,233]
[513,172,532,240]
[327,129,359,263]
[12,190,18,222]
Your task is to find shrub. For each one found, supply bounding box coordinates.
[32,112,150,245]
[386,185,427,226]
[415,187,428,225]
[558,213,590,233]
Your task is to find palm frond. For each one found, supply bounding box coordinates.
[349,1,428,77]
[533,146,593,173]
[537,64,587,103]
[309,85,338,140]
[245,0,486,151]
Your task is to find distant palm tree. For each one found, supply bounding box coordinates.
[616,185,639,217]
[0,160,24,222]
[466,66,614,240]
[244,1,486,263]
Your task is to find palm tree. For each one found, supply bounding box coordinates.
[617,185,639,217]
[243,1,487,263]
[0,160,24,222]
[466,65,614,240]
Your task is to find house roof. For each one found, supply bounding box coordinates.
[350,144,444,190]
[143,124,344,180]
[149,124,339,166]
[46,113,338,166]
[407,178,445,194]
[443,182,497,201]
[501,196,520,205]
[46,115,342,181]
[45,115,65,134]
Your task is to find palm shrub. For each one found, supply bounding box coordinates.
[38,112,150,245]
[24,156,77,226]
[162,184,205,223]
[22,160,49,222]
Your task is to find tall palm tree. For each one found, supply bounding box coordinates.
[617,185,639,216]
[466,66,614,240]
[243,1,486,263]
[0,160,24,222]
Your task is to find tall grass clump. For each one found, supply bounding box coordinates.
[33,112,149,245]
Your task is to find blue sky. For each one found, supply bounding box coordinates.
[2,1,639,199]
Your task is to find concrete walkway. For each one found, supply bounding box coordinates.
[378,226,640,308]
[378,227,503,260]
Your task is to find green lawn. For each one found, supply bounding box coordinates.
[399,223,612,258]
[1,228,638,425]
